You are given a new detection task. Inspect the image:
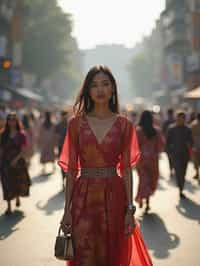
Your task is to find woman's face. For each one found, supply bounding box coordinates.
[7,116,17,128]
[89,72,113,105]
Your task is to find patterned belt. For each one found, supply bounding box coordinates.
[80,167,117,178]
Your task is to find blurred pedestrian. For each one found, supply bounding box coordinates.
[22,113,34,166]
[162,108,175,176]
[166,112,193,199]
[55,110,68,188]
[58,65,152,266]
[0,104,7,134]
[38,111,57,174]
[0,113,31,215]
[188,111,196,125]
[190,113,200,183]
[136,110,165,213]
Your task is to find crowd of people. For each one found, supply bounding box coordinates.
[0,107,68,214]
[0,104,199,216]
[0,65,200,266]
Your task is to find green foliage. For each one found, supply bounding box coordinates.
[23,0,74,82]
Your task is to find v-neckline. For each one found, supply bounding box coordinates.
[85,115,119,146]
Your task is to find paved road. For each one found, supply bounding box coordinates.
[0,153,200,266]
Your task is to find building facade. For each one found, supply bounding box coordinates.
[0,0,24,98]
[161,0,200,93]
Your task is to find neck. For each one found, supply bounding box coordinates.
[92,104,112,118]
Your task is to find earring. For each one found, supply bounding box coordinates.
[87,98,91,109]
[112,94,116,105]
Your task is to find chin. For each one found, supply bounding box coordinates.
[94,99,109,105]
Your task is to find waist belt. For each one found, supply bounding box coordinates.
[80,167,117,178]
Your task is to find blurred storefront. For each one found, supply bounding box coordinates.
[160,0,200,107]
[184,86,200,110]
[0,0,25,105]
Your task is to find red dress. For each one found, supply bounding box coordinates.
[136,127,164,203]
[58,115,153,266]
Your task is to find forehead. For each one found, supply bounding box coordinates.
[92,72,110,82]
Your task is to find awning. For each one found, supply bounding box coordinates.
[5,87,43,102]
[184,87,200,99]
[171,87,187,96]
[15,88,43,101]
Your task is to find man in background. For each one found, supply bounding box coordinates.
[166,112,193,199]
[190,113,200,184]
[55,110,68,189]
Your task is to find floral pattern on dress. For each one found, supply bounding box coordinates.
[58,115,152,266]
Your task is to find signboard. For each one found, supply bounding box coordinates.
[166,54,184,87]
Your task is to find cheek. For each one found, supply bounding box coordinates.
[89,88,97,99]
[106,87,113,98]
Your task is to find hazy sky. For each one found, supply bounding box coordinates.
[59,0,165,50]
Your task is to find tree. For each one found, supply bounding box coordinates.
[23,0,75,84]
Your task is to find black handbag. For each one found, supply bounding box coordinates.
[54,225,74,261]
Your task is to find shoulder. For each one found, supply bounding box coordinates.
[17,130,27,143]
[18,130,27,138]
[118,114,133,128]
[68,115,80,124]
[155,126,162,134]
[68,115,83,131]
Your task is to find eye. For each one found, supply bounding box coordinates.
[103,81,110,86]
[90,83,97,88]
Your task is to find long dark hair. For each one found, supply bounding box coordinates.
[43,111,53,129]
[22,114,30,130]
[139,110,157,139]
[73,65,119,115]
[1,112,22,145]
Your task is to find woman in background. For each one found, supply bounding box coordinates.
[136,110,164,213]
[0,113,31,215]
[39,111,57,174]
[22,113,34,166]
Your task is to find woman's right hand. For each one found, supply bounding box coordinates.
[60,210,72,235]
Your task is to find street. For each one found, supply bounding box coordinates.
[0,153,200,266]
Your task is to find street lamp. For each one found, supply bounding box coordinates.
[0,57,12,70]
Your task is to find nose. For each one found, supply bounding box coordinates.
[96,86,103,93]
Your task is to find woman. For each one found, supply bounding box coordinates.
[136,111,164,213]
[22,113,34,166]
[39,111,57,174]
[55,110,68,189]
[0,113,31,215]
[58,65,153,266]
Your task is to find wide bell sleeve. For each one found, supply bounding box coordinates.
[118,118,140,175]
[57,117,80,175]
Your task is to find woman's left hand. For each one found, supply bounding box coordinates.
[124,212,136,237]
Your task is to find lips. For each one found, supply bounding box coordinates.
[97,95,105,99]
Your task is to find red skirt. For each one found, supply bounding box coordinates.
[67,176,153,266]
